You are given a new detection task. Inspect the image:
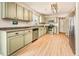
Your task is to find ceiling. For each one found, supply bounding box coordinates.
[23,2,76,17]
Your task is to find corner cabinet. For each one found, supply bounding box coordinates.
[2,2,17,19]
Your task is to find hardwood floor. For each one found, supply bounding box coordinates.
[13,34,74,56]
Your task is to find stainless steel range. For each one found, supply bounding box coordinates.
[47,24,54,34]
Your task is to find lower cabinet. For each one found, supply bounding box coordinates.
[44,27,47,34]
[38,27,47,37]
[0,29,33,56]
[0,27,46,56]
[24,30,32,45]
[38,27,42,37]
[7,35,24,55]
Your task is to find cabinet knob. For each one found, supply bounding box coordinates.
[15,33,18,34]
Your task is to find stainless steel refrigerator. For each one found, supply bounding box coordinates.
[69,16,75,54]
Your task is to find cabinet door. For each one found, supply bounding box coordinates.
[38,28,41,37]
[40,16,45,23]
[39,28,42,37]
[25,30,32,45]
[8,35,24,55]
[28,11,32,21]
[17,5,23,20]
[43,27,45,34]
[44,27,47,34]
[3,2,16,19]
[41,28,43,36]
[42,27,45,35]
[24,9,29,21]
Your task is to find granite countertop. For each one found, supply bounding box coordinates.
[0,25,48,31]
[0,26,30,30]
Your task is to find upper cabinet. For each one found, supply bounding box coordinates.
[39,15,46,23]
[23,9,29,21]
[1,2,33,22]
[2,2,17,19]
[16,5,23,20]
[28,11,33,21]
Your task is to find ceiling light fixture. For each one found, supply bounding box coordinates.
[51,3,58,15]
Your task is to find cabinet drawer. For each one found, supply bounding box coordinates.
[25,30,32,33]
[8,35,24,55]
[7,31,24,37]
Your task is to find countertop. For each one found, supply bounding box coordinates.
[0,25,48,31]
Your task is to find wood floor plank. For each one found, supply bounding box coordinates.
[14,34,74,56]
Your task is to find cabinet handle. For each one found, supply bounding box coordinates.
[15,33,18,34]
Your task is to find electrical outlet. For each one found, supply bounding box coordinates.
[12,20,18,25]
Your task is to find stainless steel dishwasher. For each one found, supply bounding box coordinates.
[32,28,38,41]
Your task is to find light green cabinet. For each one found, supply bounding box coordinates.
[38,27,43,37]
[7,31,24,55]
[28,11,32,21]
[38,27,47,37]
[24,9,29,21]
[0,27,47,56]
[24,30,32,45]
[39,15,45,23]
[0,30,25,56]
[2,2,16,19]
[17,5,23,20]
[38,27,42,37]
[8,35,24,55]
[1,2,33,22]
[44,27,47,34]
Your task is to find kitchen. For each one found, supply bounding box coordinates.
[0,2,79,56]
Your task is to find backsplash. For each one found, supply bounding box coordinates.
[0,19,33,28]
